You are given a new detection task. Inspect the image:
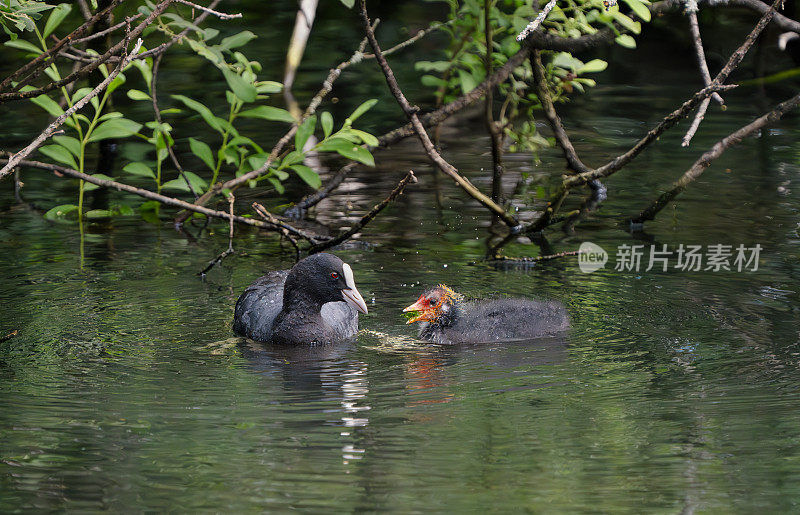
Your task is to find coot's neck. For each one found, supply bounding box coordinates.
[281,274,324,314]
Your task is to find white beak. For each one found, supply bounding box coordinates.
[341,262,368,314]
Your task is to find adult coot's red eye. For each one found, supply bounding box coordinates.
[403,284,568,344]
[233,253,368,345]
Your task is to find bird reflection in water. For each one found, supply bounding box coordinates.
[235,338,371,465]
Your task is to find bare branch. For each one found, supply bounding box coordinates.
[682,0,779,146]
[687,11,724,106]
[0,0,175,103]
[309,170,417,254]
[0,0,126,93]
[252,202,323,243]
[634,91,800,223]
[358,0,520,230]
[516,0,558,41]
[174,0,242,19]
[531,49,591,174]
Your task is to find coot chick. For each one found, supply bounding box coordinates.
[403,285,568,344]
[233,253,368,345]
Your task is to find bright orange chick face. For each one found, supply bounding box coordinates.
[402,285,463,325]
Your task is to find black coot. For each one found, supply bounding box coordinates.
[403,285,568,344]
[233,253,368,344]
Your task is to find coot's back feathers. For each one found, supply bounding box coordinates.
[233,253,367,345]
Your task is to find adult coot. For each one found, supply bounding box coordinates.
[233,253,368,344]
[403,285,568,344]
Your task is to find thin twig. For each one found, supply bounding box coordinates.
[285,161,358,218]
[358,0,520,230]
[681,96,711,147]
[681,0,779,147]
[516,0,558,41]
[198,194,236,277]
[68,13,145,46]
[252,202,323,243]
[634,90,800,222]
[309,170,417,254]
[531,49,591,174]
[174,0,242,19]
[0,0,174,103]
[0,0,126,93]
[688,11,724,106]
[0,38,144,179]
[253,202,304,258]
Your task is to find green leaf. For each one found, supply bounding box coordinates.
[612,11,641,34]
[107,72,126,94]
[255,81,282,94]
[171,94,222,132]
[267,177,285,194]
[351,129,379,147]
[615,34,637,49]
[87,119,142,142]
[4,39,42,53]
[189,138,215,170]
[577,59,607,74]
[123,162,155,179]
[44,204,78,221]
[238,105,295,123]
[127,89,151,101]
[85,209,114,219]
[420,74,446,88]
[52,136,80,158]
[290,164,321,189]
[43,3,72,39]
[320,112,333,139]
[161,171,208,193]
[335,144,374,167]
[98,111,124,122]
[30,94,63,116]
[414,60,451,73]
[39,144,77,169]
[622,0,651,21]
[295,115,317,152]
[83,174,113,191]
[219,30,257,51]
[457,69,478,94]
[71,87,92,104]
[338,0,355,7]
[280,150,304,168]
[221,68,257,103]
[131,60,153,91]
[346,99,377,124]
[317,138,375,166]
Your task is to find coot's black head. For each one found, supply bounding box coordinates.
[402,284,463,327]
[283,253,368,314]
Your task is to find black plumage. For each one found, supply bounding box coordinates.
[404,285,569,344]
[233,253,368,345]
